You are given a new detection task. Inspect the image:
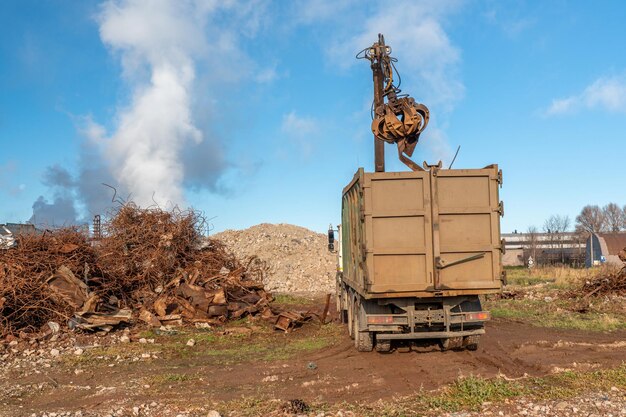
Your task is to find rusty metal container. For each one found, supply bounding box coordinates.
[342,165,503,297]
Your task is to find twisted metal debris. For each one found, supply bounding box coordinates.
[0,204,273,337]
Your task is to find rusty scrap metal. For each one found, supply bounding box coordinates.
[274,311,314,333]
[357,34,430,172]
[0,204,274,338]
[275,296,332,333]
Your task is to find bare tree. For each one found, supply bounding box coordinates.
[575,205,606,234]
[603,203,624,232]
[543,215,571,264]
[526,225,539,264]
[543,215,558,249]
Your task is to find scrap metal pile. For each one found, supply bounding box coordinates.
[578,250,626,297]
[0,204,273,337]
[566,248,626,305]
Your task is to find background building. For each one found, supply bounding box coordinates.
[502,231,586,267]
[585,233,626,267]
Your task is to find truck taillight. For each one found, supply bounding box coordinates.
[367,316,394,324]
[464,312,490,321]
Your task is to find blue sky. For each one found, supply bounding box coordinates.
[1,0,625,234]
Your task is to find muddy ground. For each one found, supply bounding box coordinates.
[2,295,625,417]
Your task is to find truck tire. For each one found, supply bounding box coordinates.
[353,298,373,352]
[347,292,354,339]
[374,337,391,353]
[463,335,481,351]
[439,336,463,351]
[341,285,349,324]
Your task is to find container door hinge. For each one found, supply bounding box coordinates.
[497,169,503,188]
[495,201,504,217]
[500,238,506,254]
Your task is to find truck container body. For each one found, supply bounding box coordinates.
[336,164,504,352]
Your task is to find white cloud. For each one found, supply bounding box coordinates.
[482,7,535,38]
[326,0,464,110]
[291,0,464,165]
[423,126,453,164]
[255,65,278,83]
[290,0,356,24]
[281,111,318,157]
[545,75,626,116]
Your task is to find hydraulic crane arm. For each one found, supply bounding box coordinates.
[357,34,430,172]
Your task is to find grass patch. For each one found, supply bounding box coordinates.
[271,293,314,305]
[199,323,341,364]
[217,364,626,417]
[504,265,618,288]
[62,323,341,366]
[505,266,556,286]
[423,376,526,412]
[486,298,626,332]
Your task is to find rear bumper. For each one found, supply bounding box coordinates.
[376,328,485,340]
[364,303,490,341]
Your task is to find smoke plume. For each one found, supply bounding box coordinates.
[98,0,211,207]
[31,0,255,226]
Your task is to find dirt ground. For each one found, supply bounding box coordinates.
[2,295,625,417]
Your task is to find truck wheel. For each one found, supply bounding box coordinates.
[335,279,342,313]
[347,294,354,339]
[439,337,463,351]
[463,335,481,351]
[374,337,391,353]
[339,285,348,324]
[353,299,373,352]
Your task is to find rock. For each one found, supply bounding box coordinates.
[120,335,130,343]
[556,401,568,410]
[74,348,84,355]
[186,339,195,347]
[206,411,221,417]
[139,338,147,344]
[141,353,150,358]
[50,348,60,357]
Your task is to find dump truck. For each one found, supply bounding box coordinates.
[329,35,504,352]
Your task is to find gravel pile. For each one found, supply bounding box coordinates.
[213,224,336,294]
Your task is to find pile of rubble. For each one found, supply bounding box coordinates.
[213,223,336,294]
[0,204,272,338]
[578,266,626,297]
[568,247,626,299]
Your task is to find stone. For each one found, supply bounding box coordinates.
[186,339,195,347]
[74,348,84,355]
[50,348,60,357]
[555,401,568,410]
[120,335,130,343]
[206,412,221,417]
